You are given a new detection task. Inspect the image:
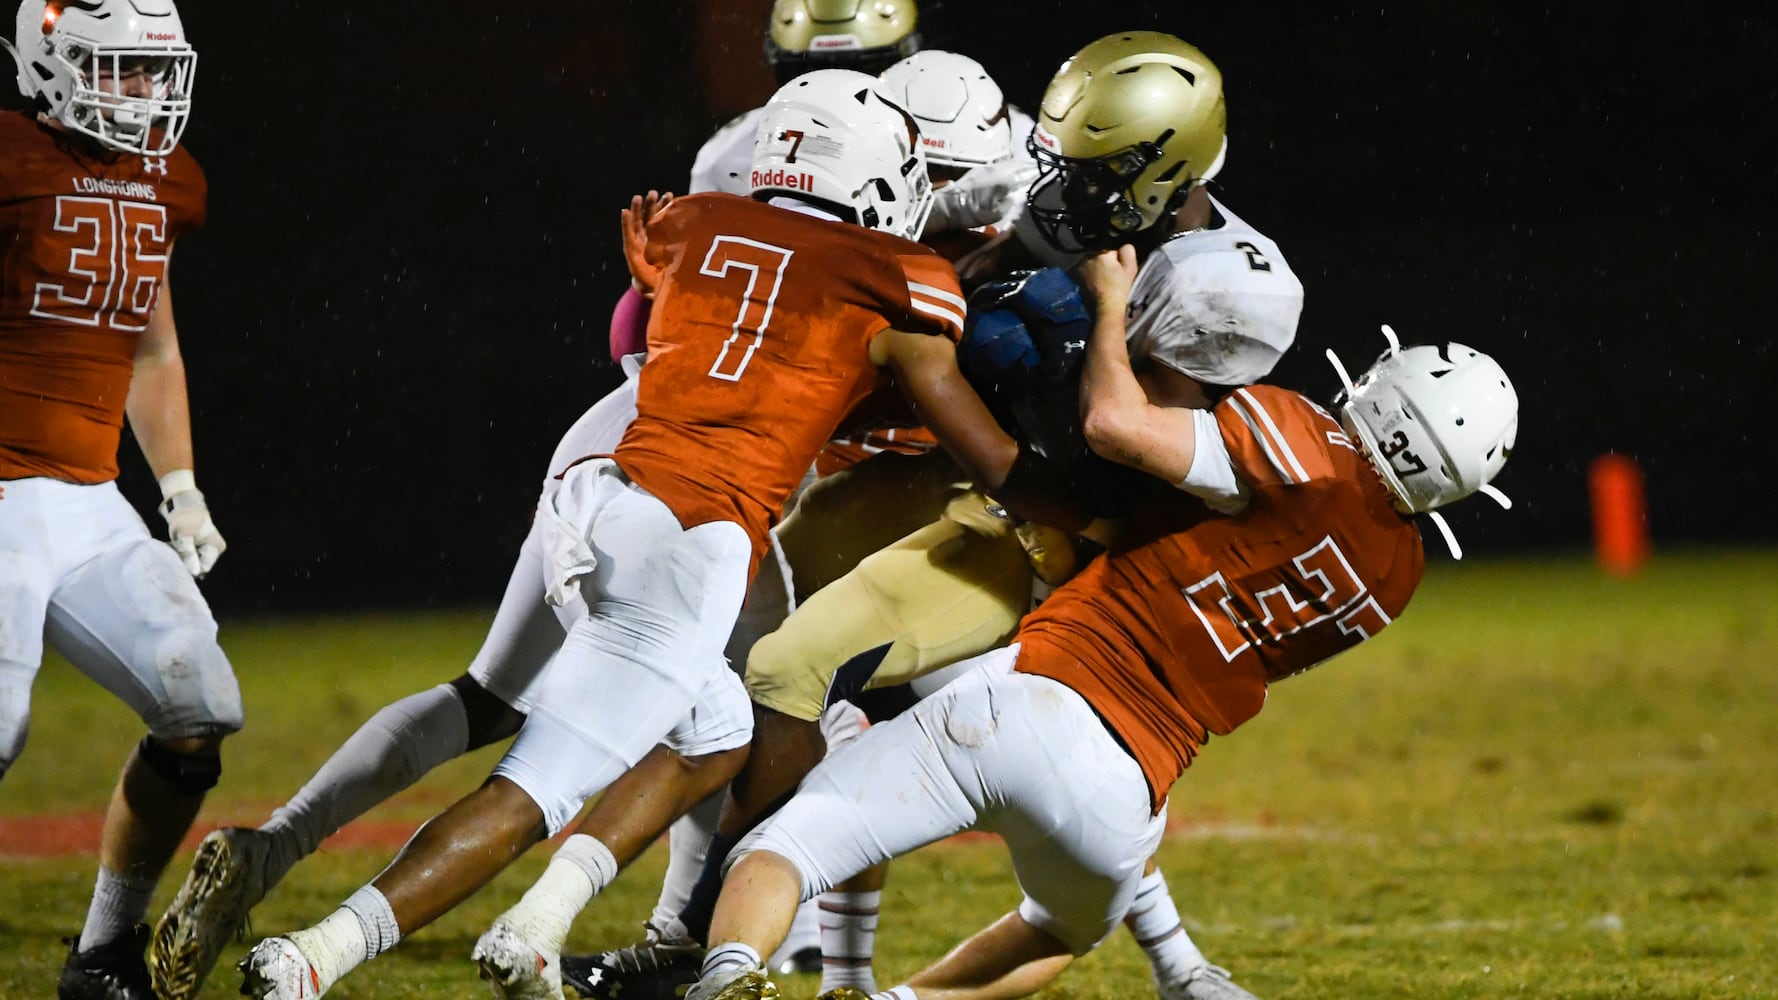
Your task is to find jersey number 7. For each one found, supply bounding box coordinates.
[700,235,794,382]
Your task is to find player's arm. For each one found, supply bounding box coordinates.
[126,274,227,576]
[1077,246,1200,482]
[126,278,195,479]
[870,328,1089,532]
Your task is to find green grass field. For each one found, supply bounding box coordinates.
[4,550,1776,998]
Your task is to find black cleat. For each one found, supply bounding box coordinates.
[773,945,822,976]
[561,928,705,1000]
[58,923,154,1000]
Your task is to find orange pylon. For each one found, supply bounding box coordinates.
[1589,454,1649,576]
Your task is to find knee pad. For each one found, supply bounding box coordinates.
[137,735,222,793]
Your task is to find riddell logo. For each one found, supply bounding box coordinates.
[921,136,948,149]
[146,32,178,40]
[751,168,816,192]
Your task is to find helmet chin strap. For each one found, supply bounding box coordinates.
[1426,510,1463,560]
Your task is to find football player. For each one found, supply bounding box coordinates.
[561,47,1048,1000]
[675,281,1521,1000]
[573,45,1046,998]
[230,69,1074,1000]
[598,32,1302,1000]
[0,2,235,999]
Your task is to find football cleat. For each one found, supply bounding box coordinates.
[57,923,154,1000]
[1160,963,1261,1000]
[684,967,779,1000]
[815,989,872,1000]
[473,917,566,1000]
[151,826,274,1000]
[237,937,323,999]
[773,945,823,976]
[560,925,704,999]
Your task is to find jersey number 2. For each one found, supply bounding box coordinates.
[701,235,794,382]
[31,195,169,332]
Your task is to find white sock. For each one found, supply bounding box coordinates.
[878,987,918,1000]
[818,889,880,993]
[261,685,470,886]
[498,834,619,949]
[700,942,761,979]
[344,885,401,956]
[78,867,156,951]
[286,897,373,993]
[1124,869,1207,986]
[649,790,721,939]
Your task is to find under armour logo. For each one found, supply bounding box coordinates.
[142,156,169,176]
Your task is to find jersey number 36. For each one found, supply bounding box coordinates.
[31,195,170,332]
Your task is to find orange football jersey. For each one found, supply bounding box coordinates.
[0,112,207,484]
[815,381,939,477]
[1015,385,1426,809]
[612,194,966,574]
[809,224,994,477]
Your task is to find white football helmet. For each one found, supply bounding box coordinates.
[751,68,934,240]
[878,50,1013,170]
[1328,326,1518,558]
[6,0,195,155]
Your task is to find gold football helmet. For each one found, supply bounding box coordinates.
[765,0,920,84]
[1025,31,1228,252]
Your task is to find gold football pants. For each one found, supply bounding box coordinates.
[747,475,1034,723]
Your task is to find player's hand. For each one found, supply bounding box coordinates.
[955,225,1055,294]
[1078,244,1139,311]
[621,190,674,297]
[159,474,226,577]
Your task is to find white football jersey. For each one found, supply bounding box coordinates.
[1008,195,1302,385]
[688,108,767,195]
[1124,196,1302,386]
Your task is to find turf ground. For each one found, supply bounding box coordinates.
[3,549,1776,998]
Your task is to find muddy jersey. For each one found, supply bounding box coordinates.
[612,193,966,574]
[1015,385,1425,808]
[0,112,207,483]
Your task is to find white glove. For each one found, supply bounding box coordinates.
[158,469,227,577]
[926,158,1039,234]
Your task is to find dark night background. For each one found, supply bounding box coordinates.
[9,2,1773,615]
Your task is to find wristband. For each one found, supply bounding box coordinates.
[158,468,198,501]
